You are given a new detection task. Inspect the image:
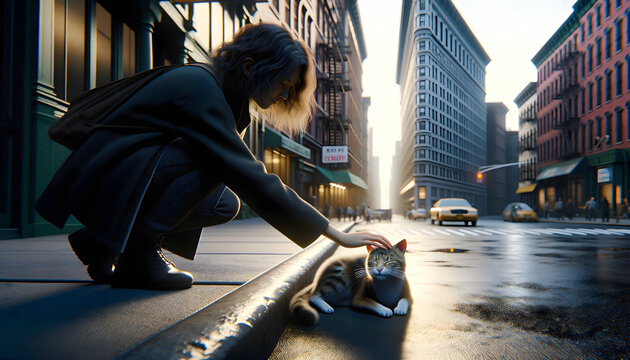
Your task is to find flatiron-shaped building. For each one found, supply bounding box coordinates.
[396,0,490,214]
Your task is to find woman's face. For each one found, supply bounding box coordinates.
[252,68,301,109]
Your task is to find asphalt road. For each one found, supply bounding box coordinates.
[270,216,630,360]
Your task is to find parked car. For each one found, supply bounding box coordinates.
[430,198,478,226]
[409,208,427,220]
[502,202,538,222]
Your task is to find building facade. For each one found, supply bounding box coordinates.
[532,0,630,215]
[514,82,538,208]
[486,102,510,215]
[396,0,490,214]
[0,0,371,238]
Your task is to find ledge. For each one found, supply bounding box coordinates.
[116,223,355,360]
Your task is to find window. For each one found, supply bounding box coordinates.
[605,113,612,144]
[587,45,593,73]
[597,116,602,138]
[418,0,426,11]
[67,0,86,100]
[616,62,623,97]
[419,55,426,64]
[604,0,611,18]
[419,40,426,50]
[588,121,593,150]
[588,14,593,35]
[596,37,602,67]
[605,70,612,102]
[615,108,623,143]
[596,6,602,27]
[581,52,586,78]
[264,149,290,185]
[588,82,594,111]
[596,76,602,107]
[605,28,612,60]
[627,103,630,141]
[580,23,585,42]
[615,19,622,52]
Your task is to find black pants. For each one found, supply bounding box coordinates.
[132,141,240,241]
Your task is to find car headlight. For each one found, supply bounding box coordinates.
[469,210,477,215]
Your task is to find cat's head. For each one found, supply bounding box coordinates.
[365,239,407,280]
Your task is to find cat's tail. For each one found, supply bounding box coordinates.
[289,284,319,326]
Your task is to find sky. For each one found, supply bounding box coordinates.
[357,0,577,208]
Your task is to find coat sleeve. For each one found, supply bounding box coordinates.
[143,67,329,247]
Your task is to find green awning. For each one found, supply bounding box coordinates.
[536,157,584,181]
[264,128,311,159]
[315,167,368,190]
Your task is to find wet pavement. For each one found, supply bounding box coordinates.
[270,217,630,359]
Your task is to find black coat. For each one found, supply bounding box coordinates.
[36,65,329,258]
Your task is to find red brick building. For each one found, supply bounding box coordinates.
[532,0,630,215]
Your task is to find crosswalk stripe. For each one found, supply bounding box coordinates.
[468,229,493,235]
[577,228,617,235]
[607,229,630,235]
[486,229,509,235]
[420,229,437,236]
[442,229,466,236]
[458,229,479,236]
[556,228,589,236]
[406,229,423,235]
[432,229,451,236]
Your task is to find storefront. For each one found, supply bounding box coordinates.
[536,157,586,214]
[314,166,368,218]
[585,149,630,215]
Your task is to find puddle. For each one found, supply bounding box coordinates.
[431,248,469,253]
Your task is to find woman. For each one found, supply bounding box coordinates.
[36,23,391,290]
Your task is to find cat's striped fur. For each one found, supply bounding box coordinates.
[290,239,412,325]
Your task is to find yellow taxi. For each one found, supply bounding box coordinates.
[502,202,538,222]
[430,198,478,226]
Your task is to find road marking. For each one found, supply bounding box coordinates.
[406,229,424,235]
[485,229,510,235]
[458,229,480,236]
[607,228,630,235]
[468,229,493,235]
[443,229,467,236]
[432,229,452,236]
[418,229,436,236]
[557,228,590,236]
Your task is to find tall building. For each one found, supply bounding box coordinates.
[514,82,538,208]
[0,0,370,238]
[390,140,402,214]
[486,102,509,215]
[396,0,490,214]
[532,0,630,214]
[368,127,381,209]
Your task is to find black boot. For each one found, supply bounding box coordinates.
[111,235,193,290]
[68,229,118,284]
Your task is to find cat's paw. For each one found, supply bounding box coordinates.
[394,298,410,316]
[310,296,335,314]
[376,305,393,318]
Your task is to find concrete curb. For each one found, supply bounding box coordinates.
[116,222,356,360]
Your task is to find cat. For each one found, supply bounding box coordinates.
[290,239,412,326]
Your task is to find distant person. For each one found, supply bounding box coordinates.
[585,197,597,221]
[565,199,574,220]
[617,198,630,223]
[365,206,372,223]
[353,206,358,222]
[543,200,549,219]
[600,197,610,222]
[555,198,564,220]
[336,206,342,221]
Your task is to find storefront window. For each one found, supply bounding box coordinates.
[264,148,290,185]
[96,3,112,87]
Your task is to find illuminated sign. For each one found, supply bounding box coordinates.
[322,146,348,163]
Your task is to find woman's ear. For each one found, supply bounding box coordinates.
[242,57,255,76]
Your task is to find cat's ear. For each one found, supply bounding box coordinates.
[366,245,374,253]
[395,239,407,253]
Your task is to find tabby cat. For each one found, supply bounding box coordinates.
[290,239,412,325]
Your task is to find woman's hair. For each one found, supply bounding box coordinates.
[212,22,316,135]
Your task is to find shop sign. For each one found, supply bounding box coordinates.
[597,167,612,183]
[322,146,348,163]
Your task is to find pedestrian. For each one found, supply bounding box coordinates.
[600,197,610,222]
[35,23,391,291]
[555,198,564,220]
[365,206,372,224]
[565,199,573,220]
[585,197,597,221]
[616,198,630,223]
[336,206,342,221]
[543,200,549,219]
[352,206,358,222]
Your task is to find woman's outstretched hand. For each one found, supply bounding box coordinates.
[323,224,392,249]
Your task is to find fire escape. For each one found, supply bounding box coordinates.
[319,17,351,170]
[552,50,582,160]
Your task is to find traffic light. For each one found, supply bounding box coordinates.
[476,171,483,183]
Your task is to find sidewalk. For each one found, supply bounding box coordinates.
[0,217,354,360]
